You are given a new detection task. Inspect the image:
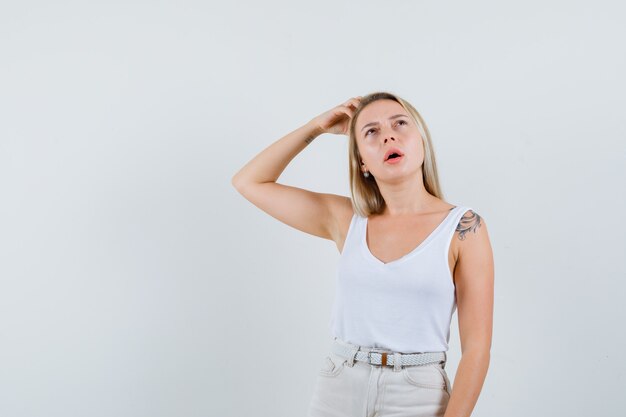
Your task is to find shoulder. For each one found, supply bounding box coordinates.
[456,208,484,240]
[453,208,492,260]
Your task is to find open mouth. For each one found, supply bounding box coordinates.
[384,152,405,164]
[384,148,405,162]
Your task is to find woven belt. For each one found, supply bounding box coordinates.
[332,340,446,367]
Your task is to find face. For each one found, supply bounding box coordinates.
[354,99,424,181]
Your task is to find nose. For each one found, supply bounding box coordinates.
[382,130,396,143]
[378,124,396,143]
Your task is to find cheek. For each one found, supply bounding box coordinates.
[359,146,377,161]
[414,136,425,155]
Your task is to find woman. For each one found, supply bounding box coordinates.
[232,91,494,417]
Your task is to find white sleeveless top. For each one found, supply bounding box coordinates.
[328,205,473,353]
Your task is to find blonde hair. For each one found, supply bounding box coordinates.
[348,91,444,217]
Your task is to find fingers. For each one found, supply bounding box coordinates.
[337,96,362,120]
[342,96,362,109]
[333,106,354,121]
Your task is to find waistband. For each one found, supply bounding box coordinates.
[331,337,447,368]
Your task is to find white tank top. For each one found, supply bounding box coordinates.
[328,205,473,353]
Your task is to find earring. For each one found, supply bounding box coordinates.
[363,171,370,178]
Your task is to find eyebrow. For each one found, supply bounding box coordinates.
[360,114,409,132]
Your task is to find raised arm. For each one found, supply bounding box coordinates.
[231,97,361,244]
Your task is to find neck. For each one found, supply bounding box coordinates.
[378,177,439,217]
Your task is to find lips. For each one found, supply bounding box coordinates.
[384,147,405,162]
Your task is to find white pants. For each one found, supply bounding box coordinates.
[307,337,452,417]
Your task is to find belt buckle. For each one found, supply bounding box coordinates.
[368,350,388,367]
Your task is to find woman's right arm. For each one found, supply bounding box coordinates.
[231,97,361,243]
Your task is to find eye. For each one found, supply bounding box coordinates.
[365,128,377,136]
[396,120,407,126]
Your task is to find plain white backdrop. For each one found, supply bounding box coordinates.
[1,1,625,416]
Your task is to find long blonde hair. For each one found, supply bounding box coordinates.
[348,91,444,217]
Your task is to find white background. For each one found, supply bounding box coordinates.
[1,1,625,416]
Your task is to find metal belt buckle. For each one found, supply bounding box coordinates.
[368,350,388,366]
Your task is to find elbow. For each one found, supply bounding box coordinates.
[231,174,241,190]
[231,172,247,192]
[231,174,274,193]
[461,348,491,365]
[231,175,261,197]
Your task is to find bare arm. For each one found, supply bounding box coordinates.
[231,97,361,241]
[444,210,494,417]
[231,121,322,186]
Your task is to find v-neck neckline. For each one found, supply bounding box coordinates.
[362,206,458,268]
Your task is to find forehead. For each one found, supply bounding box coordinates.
[356,99,408,128]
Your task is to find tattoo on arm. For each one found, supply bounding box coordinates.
[304,136,315,145]
[456,210,482,240]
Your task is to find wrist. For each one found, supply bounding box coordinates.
[305,120,324,139]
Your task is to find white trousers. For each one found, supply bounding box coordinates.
[307,337,452,417]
